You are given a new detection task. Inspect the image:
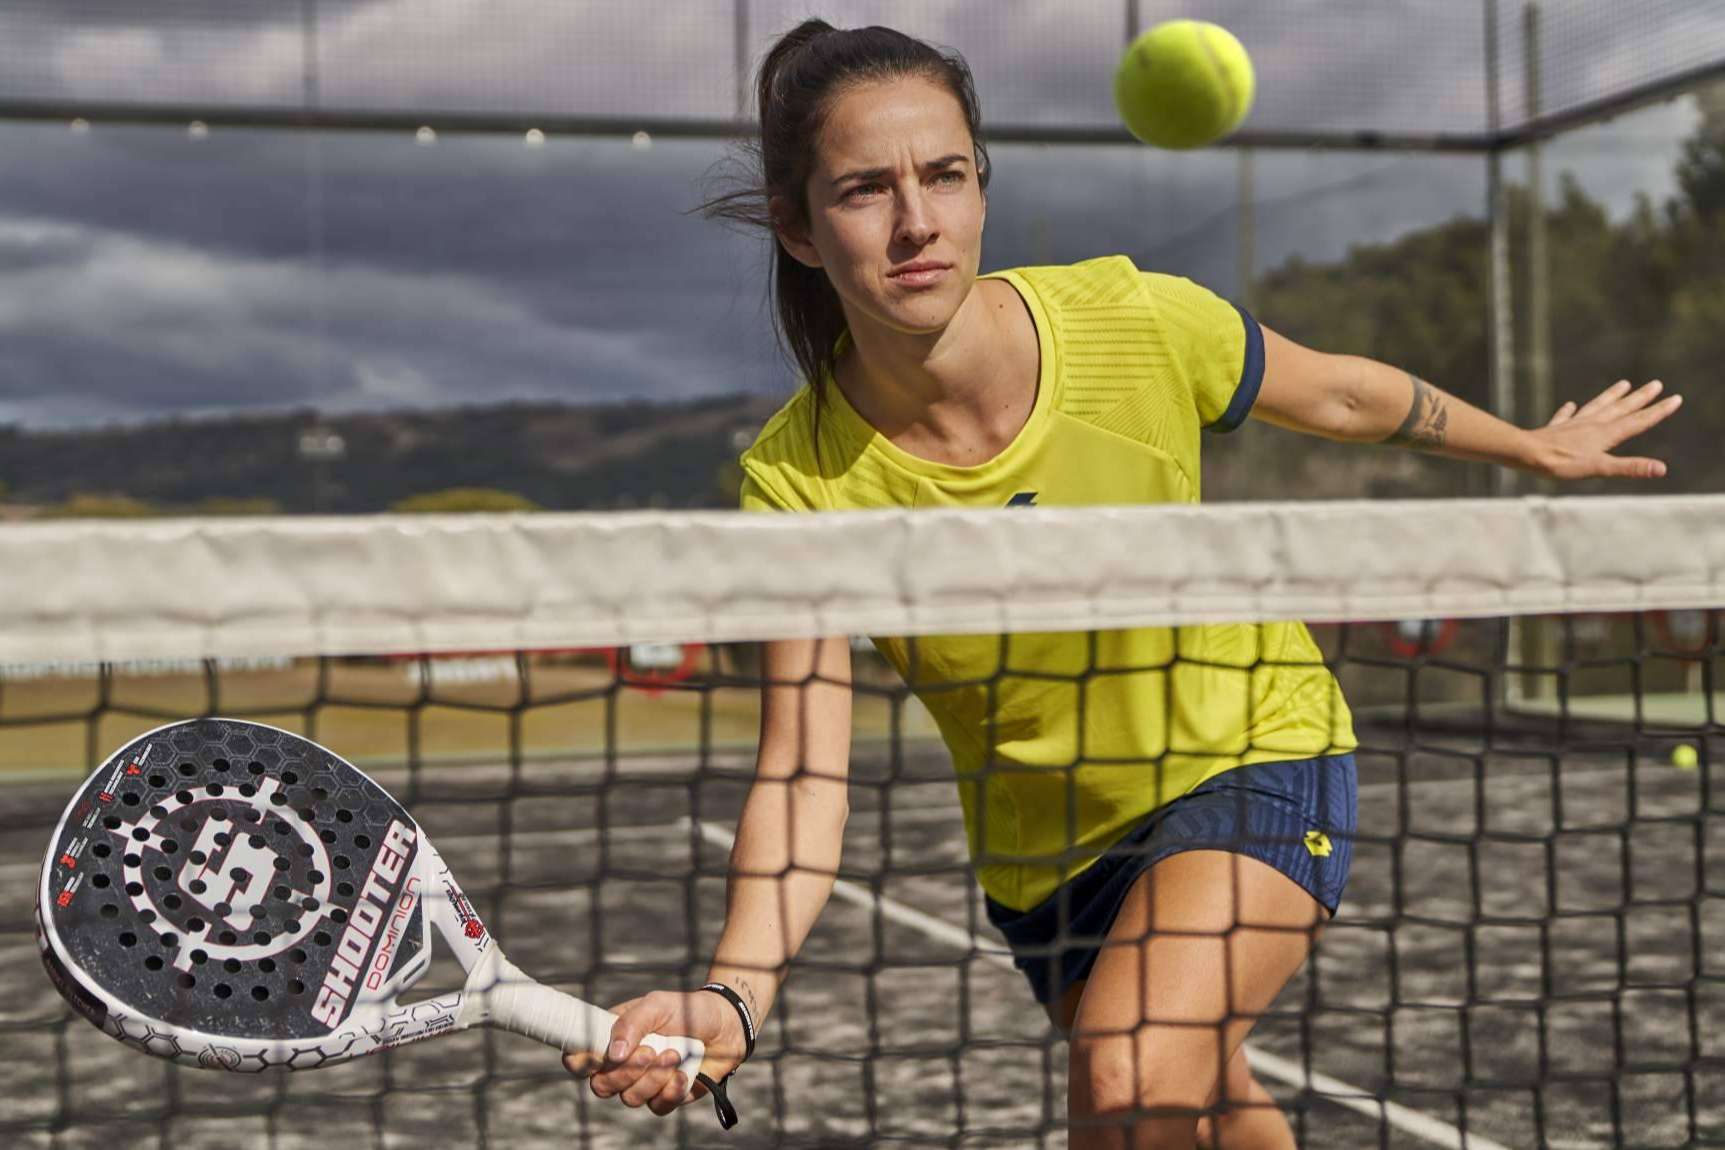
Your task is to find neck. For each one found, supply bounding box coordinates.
[834,280,1028,452]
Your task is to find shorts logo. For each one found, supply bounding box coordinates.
[1303,830,1333,858]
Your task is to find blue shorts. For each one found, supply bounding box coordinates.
[983,754,1357,1006]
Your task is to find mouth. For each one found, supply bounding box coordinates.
[887,262,951,288]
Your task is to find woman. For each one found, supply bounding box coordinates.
[565,20,1680,1149]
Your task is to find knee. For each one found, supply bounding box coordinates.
[1071,1040,1137,1113]
[1070,1035,1210,1141]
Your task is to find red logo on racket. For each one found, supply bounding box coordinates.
[445,889,487,945]
[56,890,73,907]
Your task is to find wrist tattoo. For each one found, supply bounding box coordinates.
[1386,373,1449,449]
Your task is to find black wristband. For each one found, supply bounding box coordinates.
[698,982,757,1061]
[692,982,755,1131]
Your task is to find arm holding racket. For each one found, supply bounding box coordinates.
[569,635,855,1120]
[36,718,723,1121]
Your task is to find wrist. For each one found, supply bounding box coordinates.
[704,965,772,1032]
[698,982,757,1065]
[1518,428,1559,475]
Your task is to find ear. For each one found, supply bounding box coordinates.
[770,194,823,270]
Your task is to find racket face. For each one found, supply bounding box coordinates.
[39,719,442,1068]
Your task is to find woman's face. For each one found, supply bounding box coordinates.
[777,74,986,339]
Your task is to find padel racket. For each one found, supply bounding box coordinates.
[36,718,735,1127]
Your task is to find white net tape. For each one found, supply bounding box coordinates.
[3,495,1722,662]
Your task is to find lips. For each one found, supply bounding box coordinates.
[888,261,950,286]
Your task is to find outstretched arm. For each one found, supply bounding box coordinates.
[1253,323,1683,481]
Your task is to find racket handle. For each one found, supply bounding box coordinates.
[466,948,707,1087]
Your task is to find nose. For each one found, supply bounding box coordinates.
[894,186,938,247]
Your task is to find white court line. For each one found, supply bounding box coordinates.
[684,814,1512,1150]
[1242,1046,1512,1150]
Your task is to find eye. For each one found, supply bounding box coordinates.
[933,170,965,186]
[845,182,883,200]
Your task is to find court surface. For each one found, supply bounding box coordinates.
[1,726,1719,1148]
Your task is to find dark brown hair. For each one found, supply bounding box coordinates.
[699,19,991,427]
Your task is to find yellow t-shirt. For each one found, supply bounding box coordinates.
[739,255,1356,911]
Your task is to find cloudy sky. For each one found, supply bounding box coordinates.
[0,0,1718,428]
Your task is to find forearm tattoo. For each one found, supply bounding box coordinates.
[1386,373,1449,449]
[741,982,760,1024]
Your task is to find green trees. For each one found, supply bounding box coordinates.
[1676,84,1725,223]
[390,488,541,513]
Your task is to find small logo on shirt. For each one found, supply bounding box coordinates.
[1005,492,1038,508]
[1303,830,1333,858]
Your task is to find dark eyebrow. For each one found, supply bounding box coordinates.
[831,153,970,188]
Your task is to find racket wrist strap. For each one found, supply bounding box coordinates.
[695,982,756,1130]
[694,1070,738,1130]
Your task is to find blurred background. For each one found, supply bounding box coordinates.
[0,0,1720,520]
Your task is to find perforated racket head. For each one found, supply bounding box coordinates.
[37,719,443,1070]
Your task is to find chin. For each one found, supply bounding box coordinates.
[885,278,968,312]
[885,300,964,336]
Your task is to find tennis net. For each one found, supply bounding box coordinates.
[3,496,1722,1149]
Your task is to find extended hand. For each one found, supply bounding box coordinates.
[1529,379,1682,480]
[563,989,748,1118]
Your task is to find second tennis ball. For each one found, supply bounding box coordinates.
[1114,20,1255,150]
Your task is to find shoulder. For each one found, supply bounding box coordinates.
[738,385,817,470]
[989,255,1233,322]
[737,386,824,512]
[1136,269,1243,328]
[988,254,1148,310]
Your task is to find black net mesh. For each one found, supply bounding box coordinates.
[4,573,1722,1147]
[1497,0,1725,131]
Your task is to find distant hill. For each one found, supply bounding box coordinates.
[0,394,783,515]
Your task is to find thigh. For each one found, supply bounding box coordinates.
[1047,977,1087,1033]
[1067,848,1325,1109]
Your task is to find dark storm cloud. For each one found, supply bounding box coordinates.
[0,0,735,117]
[0,124,790,426]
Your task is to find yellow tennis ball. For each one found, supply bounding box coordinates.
[1114,20,1256,150]
[1672,743,1699,769]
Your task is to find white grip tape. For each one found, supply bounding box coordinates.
[465,948,706,1091]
